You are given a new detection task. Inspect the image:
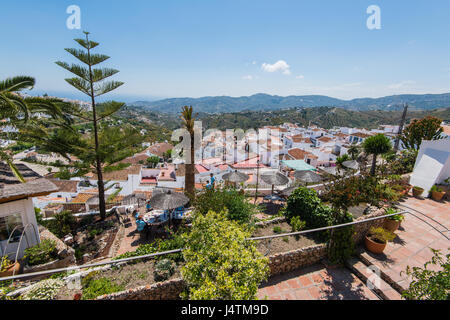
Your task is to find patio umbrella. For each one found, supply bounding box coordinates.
[261,172,289,194]
[280,186,297,197]
[320,166,345,177]
[294,170,323,184]
[222,170,249,188]
[342,160,359,170]
[149,190,190,227]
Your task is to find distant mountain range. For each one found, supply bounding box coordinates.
[128,93,450,113]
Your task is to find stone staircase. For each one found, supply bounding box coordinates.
[347,257,403,300]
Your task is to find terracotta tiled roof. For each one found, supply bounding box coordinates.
[351,132,372,138]
[71,193,95,203]
[48,179,78,193]
[318,136,333,142]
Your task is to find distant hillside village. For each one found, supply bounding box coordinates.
[2,121,449,219]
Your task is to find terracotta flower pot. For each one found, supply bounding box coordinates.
[431,190,445,201]
[412,187,423,198]
[365,236,387,254]
[384,219,400,232]
[0,262,21,277]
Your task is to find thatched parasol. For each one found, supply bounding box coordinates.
[321,166,345,177]
[294,170,323,184]
[280,186,297,197]
[261,172,289,194]
[342,160,360,170]
[222,170,249,183]
[149,190,190,227]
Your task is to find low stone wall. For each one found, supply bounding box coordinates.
[255,217,286,227]
[94,207,387,300]
[352,206,387,245]
[22,226,76,277]
[96,278,186,300]
[267,244,327,276]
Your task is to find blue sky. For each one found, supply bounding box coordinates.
[1,0,450,102]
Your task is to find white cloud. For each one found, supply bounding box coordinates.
[388,80,416,89]
[242,75,253,80]
[261,60,291,75]
[295,75,305,79]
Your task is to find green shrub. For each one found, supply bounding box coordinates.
[0,256,14,272]
[402,249,449,300]
[368,227,396,244]
[42,210,76,238]
[272,226,283,234]
[328,212,354,265]
[154,259,175,282]
[290,216,306,232]
[82,277,124,300]
[194,188,258,224]
[24,239,58,266]
[181,210,269,300]
[283,187,332,241]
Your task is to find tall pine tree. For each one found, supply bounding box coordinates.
[56,32,125,220]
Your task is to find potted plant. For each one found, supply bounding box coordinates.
[430,185,445,201]
[384,208,404,232]
[412,186,424,198]
[0,256,20,277]
[365,227,396,254]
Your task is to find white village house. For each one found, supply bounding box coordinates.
[409,138,450,197]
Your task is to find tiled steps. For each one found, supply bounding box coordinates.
[347,257,403,300]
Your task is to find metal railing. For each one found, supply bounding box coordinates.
[0,209,408,282]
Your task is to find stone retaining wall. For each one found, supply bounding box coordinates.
[96,278,186,300]
[267,244,328,276]
[255,217,286,227]
[352,206,387,244]
[95,207,387,300]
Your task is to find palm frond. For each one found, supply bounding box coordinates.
[0,76,35,93]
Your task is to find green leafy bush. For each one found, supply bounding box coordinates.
[283,187,332,241]
[1,256,14,272]
[154,259,175,282]
[42,210,76,238]
[181,210,269,300]
[194,188,258,224]
[82,277,124,300]
[290,216,306,232]
[402,249,449,300]
[328,212,354,265]
[272,226,283,234]
[368,227,396,244]
[24,239,58,266]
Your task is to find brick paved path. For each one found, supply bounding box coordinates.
[258,264,379,300]
[360,196,449,292]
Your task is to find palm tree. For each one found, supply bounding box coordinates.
[180,106,196,199]
[0,76,65,182]
[362,134,392,175]
[347,144,360,160]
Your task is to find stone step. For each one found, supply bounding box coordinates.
[347,257,403,300]
[358,251,408,294]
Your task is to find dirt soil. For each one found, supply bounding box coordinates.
[253,222,321,256]
[55,259,181,300]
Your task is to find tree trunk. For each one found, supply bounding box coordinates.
[185,131,196,200]
[370,154,377,176]
[86,34,106,220]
